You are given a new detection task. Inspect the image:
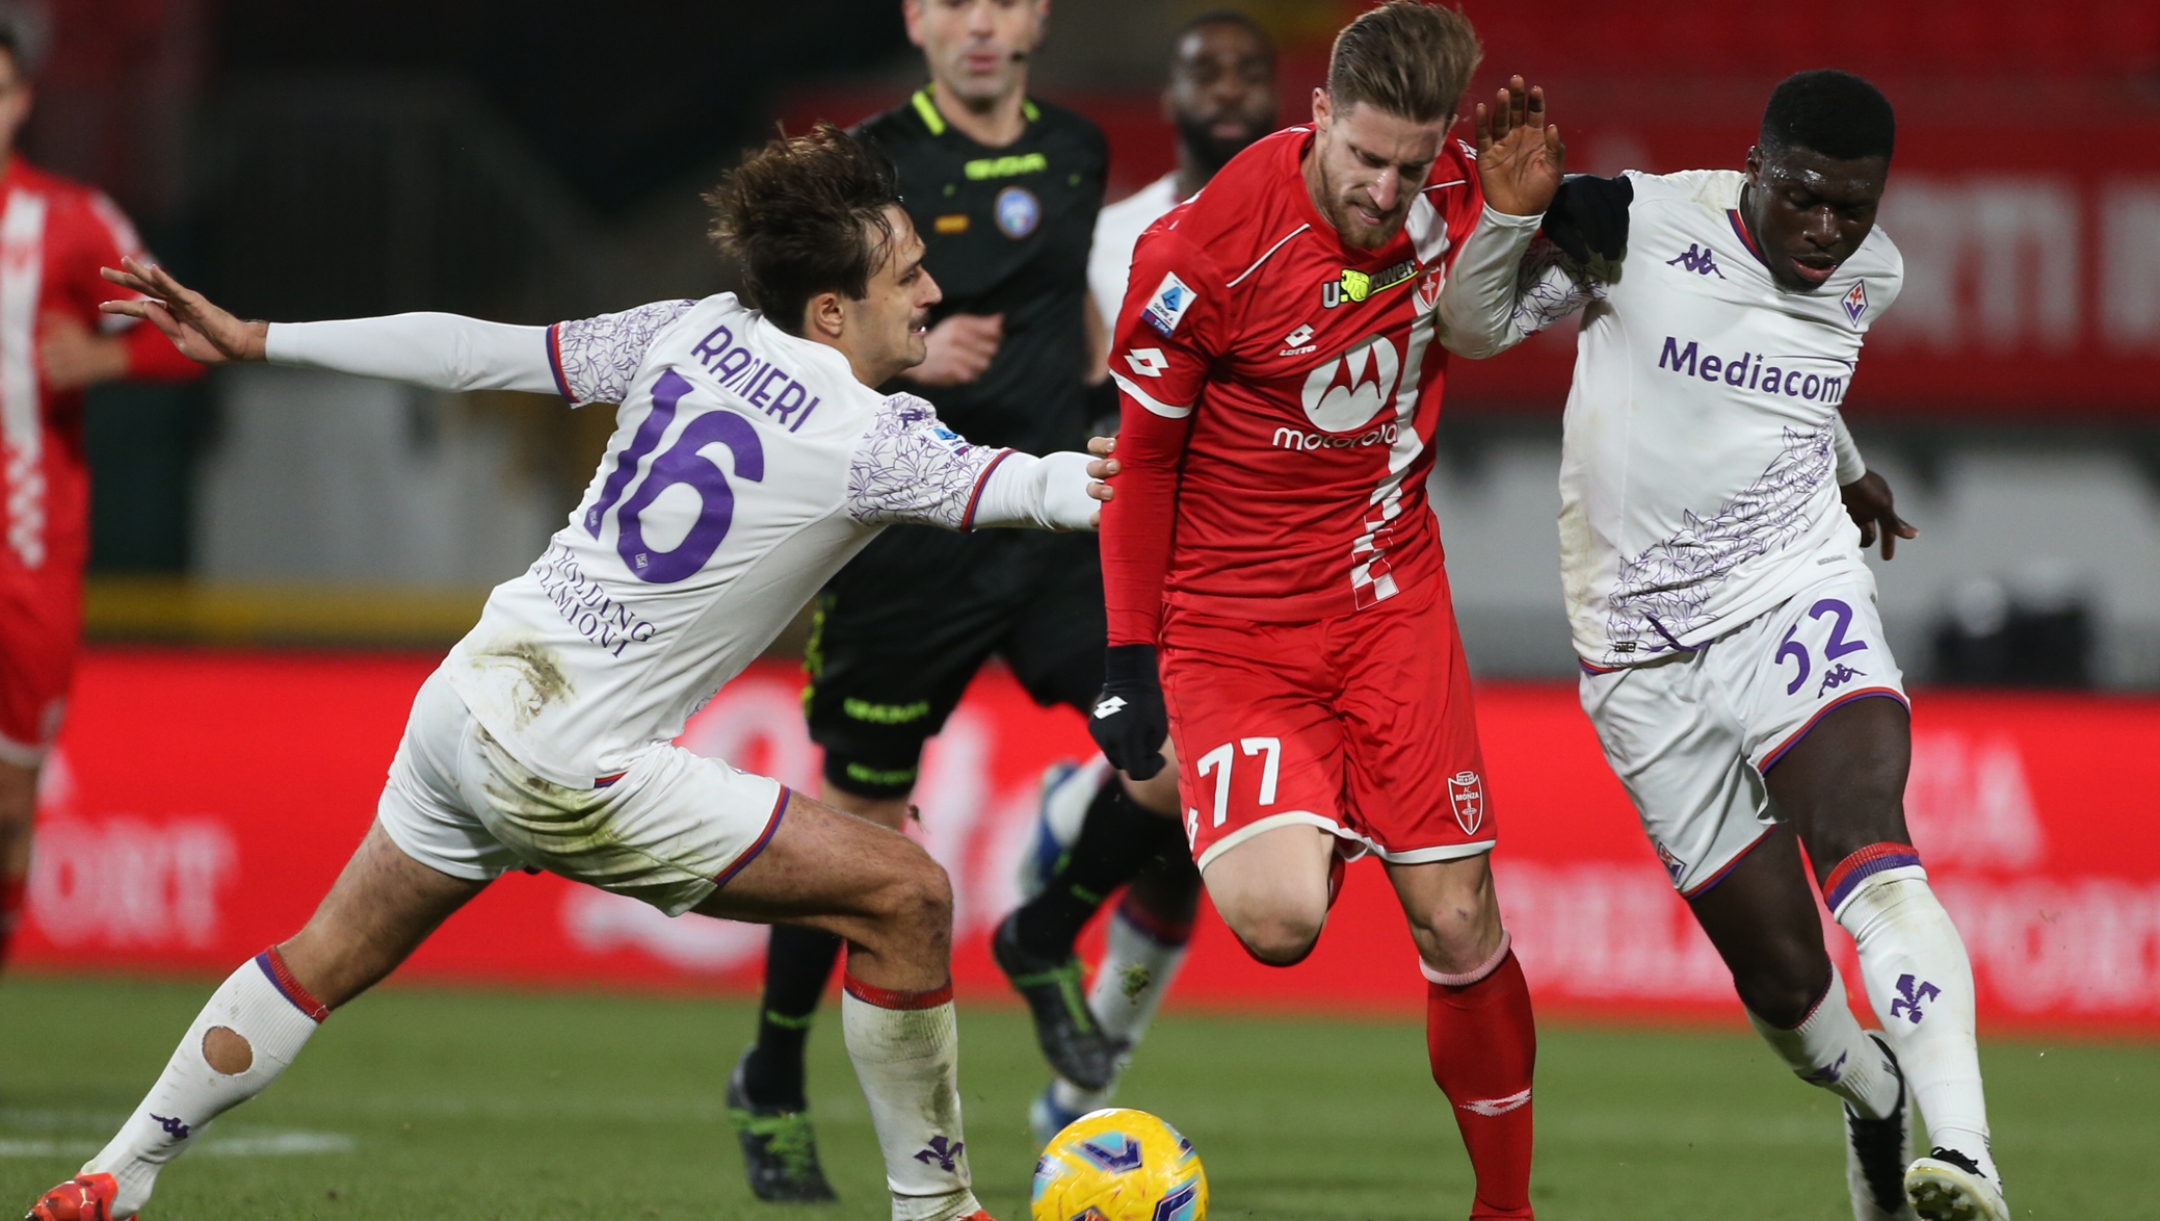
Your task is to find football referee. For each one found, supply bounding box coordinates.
[725,0,1183,1202]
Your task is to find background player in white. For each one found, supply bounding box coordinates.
[1441,71,2006,1221]
[1017,6,1278,1147]
[25,125,1103,1221]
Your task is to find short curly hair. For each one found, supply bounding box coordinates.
[1760,70,1896,162]
[707,123,904,337]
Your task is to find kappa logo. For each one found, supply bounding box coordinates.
[1458,1087,1531,1117]
[1279,324,1316,356]
[1143,272,1196,337]
[1447,770,1484,836]
[1889,974,1941,1024]
[1818,662,1866,696]
[1842,279,1869,325]
[913,1135,965,1173]
[1299,333,1402,431]
[1124,347,1168,378]
[150,1113,192,1140]
[1804,1050,1850,1085]
[1666,243,1726,278]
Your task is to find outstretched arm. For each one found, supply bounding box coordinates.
[1438,77,1588,359]
[846,393,1102,533]
[101,257,557,393]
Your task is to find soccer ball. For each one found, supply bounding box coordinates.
[1031,1108,1207,1221]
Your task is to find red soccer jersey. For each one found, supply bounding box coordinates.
[1101,125,1484,643]
[0,157,199,583]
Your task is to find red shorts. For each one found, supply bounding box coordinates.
[0,568,82,766]
[1160,574,1495,870]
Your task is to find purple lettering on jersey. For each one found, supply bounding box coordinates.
[714,347,752,384]
[791,396,820,433]
[584,371,690,536]
[749,366,788,409]
[531,542,661,656]
[691,325,734,369]
[769,379,808,425]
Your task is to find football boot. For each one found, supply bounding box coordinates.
[725,1049,837,1203]
[1906,1146,2009,1221]
[1845,1033,1916,1220]
[991,913,1120,1091]
[25,1173,119,1221]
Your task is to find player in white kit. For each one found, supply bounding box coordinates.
[25,125,1101,1221]
[1442,72,2006,1221]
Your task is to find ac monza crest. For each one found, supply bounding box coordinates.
[1447,770,1484,835]
[1415,266,1445,315]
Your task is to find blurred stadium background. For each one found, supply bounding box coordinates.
[6,1,2159,1215]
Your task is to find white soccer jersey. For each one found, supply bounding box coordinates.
[266,294,1093,788]
[1447,170,1902,668]
[1086,173,1182,330]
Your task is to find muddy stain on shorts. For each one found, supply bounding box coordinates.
[471,639,574,729]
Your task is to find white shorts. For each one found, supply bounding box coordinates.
[377,667,789,916]
[1579,570,1907,897]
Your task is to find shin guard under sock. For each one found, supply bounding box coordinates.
[742,924,845,1111]
[1013,777,1179,960]
[839,975,980,1221]
[1424,937,1537,1220]
[1746,964,1901,1120]
[1831,849,1996,1181]
[85,948,327,1217]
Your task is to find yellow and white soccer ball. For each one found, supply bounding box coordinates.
[1031,1108,1207,1221]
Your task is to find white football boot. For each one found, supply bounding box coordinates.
[1845,1033,1917,1221]
[1906,1146,2009,1221]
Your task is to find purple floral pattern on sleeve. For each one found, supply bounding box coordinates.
[550,299,697,405]
[845,393,1007,530]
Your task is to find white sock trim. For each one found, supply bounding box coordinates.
[1419,929,1511,988]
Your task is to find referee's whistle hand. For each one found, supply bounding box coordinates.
[900,312,1003,386]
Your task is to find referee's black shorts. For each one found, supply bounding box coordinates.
[803,524,1106,800]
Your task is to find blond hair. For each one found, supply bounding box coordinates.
[1327,2,1482,124]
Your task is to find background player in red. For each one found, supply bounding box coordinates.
[0,25,201,973]
[1089,5,1562,1217]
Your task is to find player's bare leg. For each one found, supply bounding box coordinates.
[0,759,35,971]
[1769,698,2002,1220]
[730,781,909,1202]
[1199,822,1335,965]
[1390,854,1537,1221]
[50,823,487,1220]
[698,792,984,1221]
[1686,826,1915,1220]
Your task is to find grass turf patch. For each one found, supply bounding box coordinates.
[1,974,2149,1219]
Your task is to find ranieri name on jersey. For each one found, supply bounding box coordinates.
[1658,336,1851,405]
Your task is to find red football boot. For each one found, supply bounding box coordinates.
[25,1173,119,1221]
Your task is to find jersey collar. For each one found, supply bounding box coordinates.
[910,84,1039,141]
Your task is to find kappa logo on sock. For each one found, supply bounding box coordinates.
[150,1113,191,1140]
[1890,973,1942,1023]
[1458,1086,1532,1116]
[912,1135,964,1173]
[1804,1050,1849,1085]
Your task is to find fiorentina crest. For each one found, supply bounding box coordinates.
[1447,770,1484,835]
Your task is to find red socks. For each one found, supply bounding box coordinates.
[1426,947,1537,1219]
[0,875,24,968]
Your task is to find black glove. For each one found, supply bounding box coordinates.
[1088,644,1168,781]
[1542,173,1633,266]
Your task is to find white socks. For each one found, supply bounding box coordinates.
[85,951,327,1217]
[1747,964,1901,1120]
[840,977,981,1221]
[1051,904,1191,1115]
[1831,855,1996,1182]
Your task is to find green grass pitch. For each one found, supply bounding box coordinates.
[1,975,2147,1219]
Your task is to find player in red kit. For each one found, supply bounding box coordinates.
[1089,5,1563,1218]
[0,25,202,970]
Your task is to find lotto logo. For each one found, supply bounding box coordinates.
[1124,348,1168,378]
